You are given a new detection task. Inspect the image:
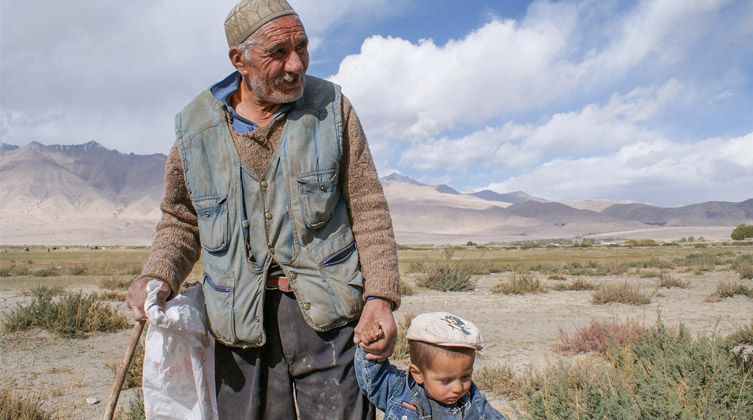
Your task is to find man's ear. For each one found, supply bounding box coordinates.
[408,364,424,385]
[228,46,245,72]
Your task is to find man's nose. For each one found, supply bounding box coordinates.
[284,51,304,74]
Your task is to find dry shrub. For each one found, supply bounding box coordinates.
[1,286,129,338]
[474,363,526,399]
[391,312,415,360]
[656,271,688,288]
[114,388,145,420]
[555,318,645,354]
[100,276,132,290]
[547,274,567,281]
[108,339,145,390]
[714,281,753,298]
[591,282,652,305]
[414,249,476,292]
[551,278,597,291]
[400,280,415,296]
[492,270,546,295]
[733,254,753,279]
[0,386,51,420]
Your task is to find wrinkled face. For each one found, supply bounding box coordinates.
[410,350,474,405]
[241,14,309,104]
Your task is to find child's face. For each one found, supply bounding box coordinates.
[409,350,474,405]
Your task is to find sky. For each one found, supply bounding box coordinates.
[2,0,752,206]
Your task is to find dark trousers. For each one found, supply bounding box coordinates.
[215,290,375,420]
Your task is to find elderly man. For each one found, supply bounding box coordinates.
[125,0,401,418]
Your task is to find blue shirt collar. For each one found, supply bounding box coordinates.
[210,71,293,134]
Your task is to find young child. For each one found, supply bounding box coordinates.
[355,311,507,419]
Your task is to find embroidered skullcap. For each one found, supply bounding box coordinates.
[225,0,298,46]
[406,312,483,350]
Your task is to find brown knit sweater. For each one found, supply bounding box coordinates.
[138,95,401,308]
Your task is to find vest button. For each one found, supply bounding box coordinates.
[320,185,326,191]
[264,212,272,220]
[204,211,210,217]
[290,272,297,280]
[261,180,268,188]
[268,247,275,255]
[303,302,311,310]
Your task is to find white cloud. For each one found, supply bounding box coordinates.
[398,79,681,172]
[330,7,580,140]
[485,132,753,205]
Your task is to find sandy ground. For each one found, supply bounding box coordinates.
[1,270,751,419]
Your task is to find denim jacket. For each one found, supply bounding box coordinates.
[176,75,364,347]
[354,348,507,420]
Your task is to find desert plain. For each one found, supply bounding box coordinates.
[1,241,752,419]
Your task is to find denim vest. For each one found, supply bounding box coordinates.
[176,76,364,347]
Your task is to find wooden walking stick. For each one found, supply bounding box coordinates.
[103,319,146,420]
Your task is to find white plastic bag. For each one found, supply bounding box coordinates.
[142,280,218,420]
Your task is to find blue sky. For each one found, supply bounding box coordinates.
[2,0,752,206]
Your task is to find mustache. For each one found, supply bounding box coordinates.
[275,72,300,85]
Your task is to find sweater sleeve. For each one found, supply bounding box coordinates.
[340,95,401,309]
[136,142,201,297]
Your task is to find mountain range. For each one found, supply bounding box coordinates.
[1,142,751,245]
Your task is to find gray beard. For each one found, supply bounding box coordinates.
[246,72,305,104]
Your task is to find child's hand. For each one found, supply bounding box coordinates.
[355,321,383,346]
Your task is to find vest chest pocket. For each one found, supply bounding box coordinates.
[194,195,229,252]
[296,169,338,229]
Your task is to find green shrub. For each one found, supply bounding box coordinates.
[1,286,129,338]
[657,271,689,288]
[731,224,753,240]
[0,386,51,420]
[414,249,476,292]
[714,281,753,299]
[492,270,546,295]
[555,318,645,354]
[592,282,652,305]
[406,261,425,274]
[520,322,753,419]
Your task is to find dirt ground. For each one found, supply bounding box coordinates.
[1,270,752,419]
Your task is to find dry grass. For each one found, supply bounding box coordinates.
[492,270,547,295]
[555,318,645,354]
[0,386,52,420]
[591,282,652,305]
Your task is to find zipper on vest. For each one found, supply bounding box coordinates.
[320,242,357,267]
[203,272,233,293]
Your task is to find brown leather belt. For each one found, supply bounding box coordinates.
[266,275,293,293]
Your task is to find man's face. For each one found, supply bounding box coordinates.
[241,14,309,104]
[410,350,474,405]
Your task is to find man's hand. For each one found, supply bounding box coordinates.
[353,298,396,361]
[126,277,170,321]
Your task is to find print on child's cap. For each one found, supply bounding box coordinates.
[406,312,483,350]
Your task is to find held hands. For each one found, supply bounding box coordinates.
[353,298,397,361]
[126,277,170,321]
